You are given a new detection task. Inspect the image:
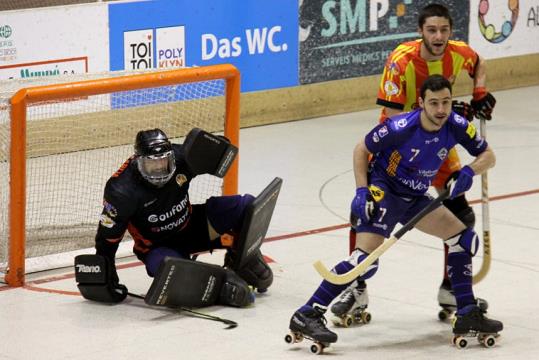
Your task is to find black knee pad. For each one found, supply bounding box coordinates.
[443,195,476,228]
[226,249,273,291]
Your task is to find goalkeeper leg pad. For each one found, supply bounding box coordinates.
[144,257,253,308]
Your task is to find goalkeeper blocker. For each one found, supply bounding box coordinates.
[144,257,253,308]
[75,254,128,303]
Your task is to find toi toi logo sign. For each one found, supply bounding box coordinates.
[123,26,186,70]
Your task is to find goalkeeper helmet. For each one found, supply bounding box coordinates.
[134,129,176,187]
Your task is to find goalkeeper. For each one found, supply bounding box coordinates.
[75,128,274,306]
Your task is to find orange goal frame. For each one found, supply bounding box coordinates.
[6,64,240,287]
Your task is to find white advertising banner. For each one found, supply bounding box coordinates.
[0,4,109,80]
[123,26,186,70]
[469,0,539,59]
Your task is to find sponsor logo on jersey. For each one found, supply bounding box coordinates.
[437,148,448,161]
[148,196,189,223]
[151,211,190,232]
[397,118,407,128]
[397,177,429,192]
[373,223,388,231]
[99,214,116,228]
[466,123,476,138]
[378,126,388,138]
[425,137,439,144]
[103,200,118,217]
[372,132,379,143]
[417,169,438,178]
[384,80,399,96]
[176,174,187,187]
[144,198,158,207]
[368,185,385,202]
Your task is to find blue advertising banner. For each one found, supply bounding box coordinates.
[109,0,298,93]
[299,0,470,84]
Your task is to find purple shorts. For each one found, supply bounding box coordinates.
[352,181,438,238]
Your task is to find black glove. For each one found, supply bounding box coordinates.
[452,100,474,122]
[75,254,128,303]
[471,88,496,120]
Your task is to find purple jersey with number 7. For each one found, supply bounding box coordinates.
[364,109,488,197]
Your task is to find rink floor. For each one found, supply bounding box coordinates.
[1,85,538,360]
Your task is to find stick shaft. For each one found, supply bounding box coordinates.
[314,189,449,285]
[473,119,491,284]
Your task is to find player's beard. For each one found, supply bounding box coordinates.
[422,36,447,57]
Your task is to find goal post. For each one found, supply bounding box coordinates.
[2,64,240,287]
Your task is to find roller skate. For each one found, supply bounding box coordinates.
[438,280,489,321]
[285,306,337,355]
[330,281,371,327]
[451,304,503,349]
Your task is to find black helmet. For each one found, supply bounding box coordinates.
[134,129,176,187]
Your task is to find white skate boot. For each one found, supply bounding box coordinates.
[330,281,371,327]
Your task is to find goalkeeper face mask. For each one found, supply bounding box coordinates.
[137,150,176,187]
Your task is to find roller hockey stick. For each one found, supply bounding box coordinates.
[473,118,491,284]
[128,292,238,329]
[313,188,450,285]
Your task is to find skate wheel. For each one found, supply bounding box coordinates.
[343,315,353,328]
[284,334,294,344]
[481,334,497,348]
[294,332,304,343]
[360,311,372,324]
[438,309,451,321]
[310,342,324,355]
[454,336,468,349]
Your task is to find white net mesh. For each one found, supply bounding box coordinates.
[0,68,231,275]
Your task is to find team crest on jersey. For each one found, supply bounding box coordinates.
[99,214,116,228]
[437,148,448,160]
[103,200,118,218]
[384,80,399,96]
[454,114,466,125]
[466,123,477,139]
[397,118,407,128]
[176,174,187,187]
[368,185,385,202]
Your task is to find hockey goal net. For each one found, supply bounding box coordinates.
[0,64,240,286]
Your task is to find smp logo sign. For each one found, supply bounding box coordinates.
[124,26,185,70]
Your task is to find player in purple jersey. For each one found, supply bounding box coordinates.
[287,75,502,347]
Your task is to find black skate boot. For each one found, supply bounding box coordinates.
[285,306,337,354]
[451,304,503,349]
[330,281,371,327]
[438,279,489,321]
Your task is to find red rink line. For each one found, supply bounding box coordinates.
[2,187,538,294]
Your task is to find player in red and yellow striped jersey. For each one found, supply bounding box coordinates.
[335,4,494,321]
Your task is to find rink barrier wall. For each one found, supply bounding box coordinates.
[240,52,539,127]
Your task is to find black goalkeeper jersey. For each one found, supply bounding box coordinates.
[95,144,198,261]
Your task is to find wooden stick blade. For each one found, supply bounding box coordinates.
[313,236,398,285]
